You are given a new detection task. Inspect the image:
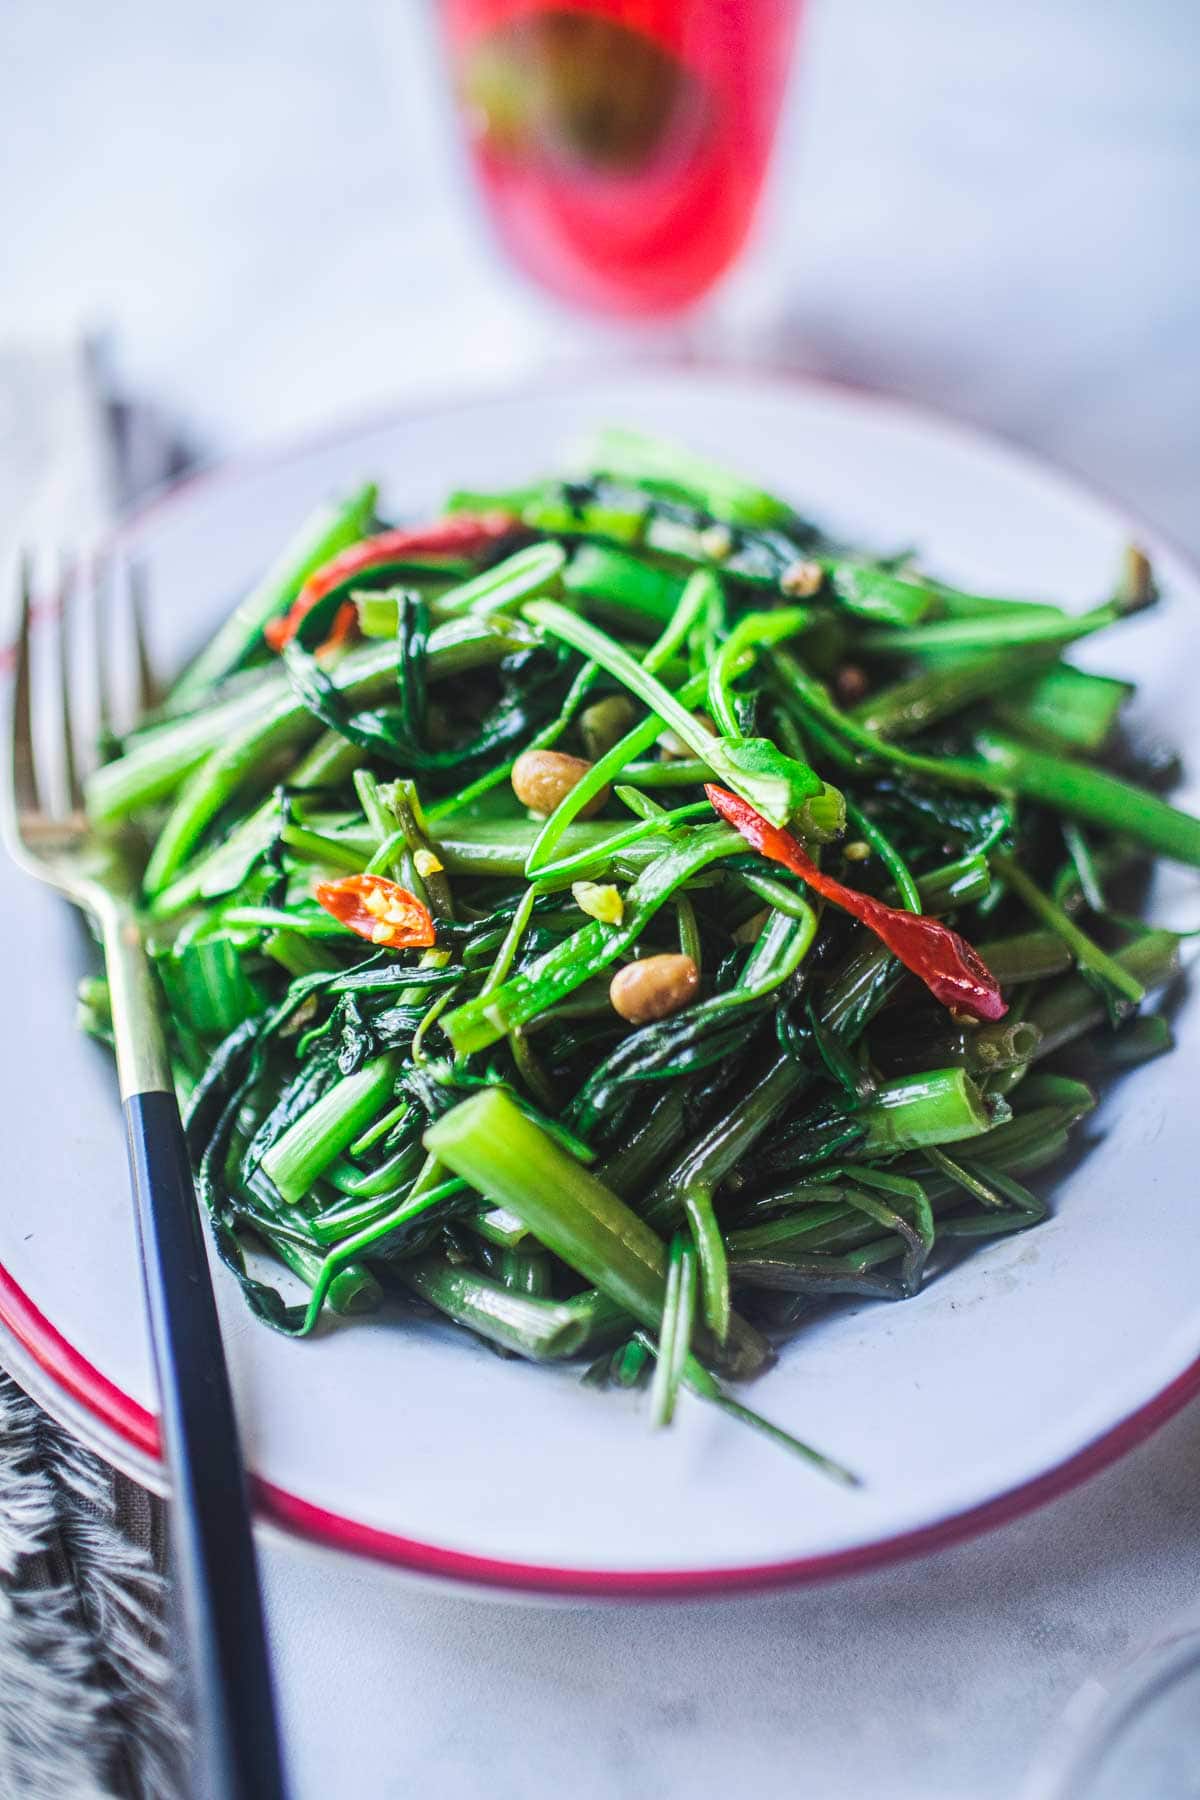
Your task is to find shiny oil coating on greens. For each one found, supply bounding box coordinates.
[80,429,1193,1479]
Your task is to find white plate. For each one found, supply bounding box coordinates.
[5,366,1198,1598]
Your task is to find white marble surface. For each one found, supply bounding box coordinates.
[3,1,1199,1795]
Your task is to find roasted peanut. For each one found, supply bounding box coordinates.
[609,953,699,1024]
[834,662,869,706]
[511,750,609,818]
[780,558,824,598]
[580,694,637,762]
[658,710,718,760]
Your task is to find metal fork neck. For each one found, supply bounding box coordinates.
[101,911,174,1097]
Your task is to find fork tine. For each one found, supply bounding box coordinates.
[93,552,114,749]
[10,554,40,819]
[128,559,162,714]
[57,559,84,810]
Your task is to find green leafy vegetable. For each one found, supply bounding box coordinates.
[77,435,1195,1479]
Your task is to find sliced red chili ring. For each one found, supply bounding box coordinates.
[314,873,437,950]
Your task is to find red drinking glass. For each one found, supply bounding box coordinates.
[441,0,802,318]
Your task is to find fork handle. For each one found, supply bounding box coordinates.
[124,1088,287,1800]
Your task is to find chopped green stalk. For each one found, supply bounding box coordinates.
[426,1087,671,1328]
[583,426,793,528]
[1069,1013,1173,1072]
[735,870,816,922]
[279,823,365,872]
[611,1338,651,1387]
[1027,930,1179,1058]
[994,662,1133,754]
[859,1070,995,1155]
[935,1164,1047,1237]
[88,677,292,826]
[649,1232,697,1428]
[857,598,1126,657]
[349,1098,409,1158]
[990,852,1144,1009]
[433,543,565,619]
[468,1206,537,1250]
[173,482,376,699]
[261,1053,400,1203]
[400,1256,613,1359]
[839,1165,935,1292]
[155,937,264,1039]
[853,647,1057,739]
[925,582,1066,622]
[323,1142,420,1201]
[424,1088,769,1377]
[975,731,1200,866]
[973,930,1074,984]
[431,818,667,881]
[563,543,685,628]
[874,1017,1042,1077]
[354,590,406,638]
[821,562,937,628]
[498,1248,551,1297]
[525,485,647,544]
[617,756,716,787]
[683,1188,729,1344]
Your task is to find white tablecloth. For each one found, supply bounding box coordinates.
[3,1,1198,1795]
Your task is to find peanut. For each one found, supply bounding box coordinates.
[511,750,609,818]
[658,710,718,760]
[834,662,869,706]
[609,953,699,1025]
[580,694,637,762]
[780,558,824,598]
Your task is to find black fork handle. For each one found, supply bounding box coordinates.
[124,1090,287,1800]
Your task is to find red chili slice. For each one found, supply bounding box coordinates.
[312,600,358,661]
[264,512,519,652]
[315,874,436,950]
[705,784,1006,1022]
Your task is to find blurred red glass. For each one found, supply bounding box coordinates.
[442,0,801,317]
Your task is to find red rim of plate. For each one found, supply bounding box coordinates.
[4,1249,1200,1597]
[7,368,1200,1598]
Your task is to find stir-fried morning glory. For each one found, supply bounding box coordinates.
[80,430,1194,1480]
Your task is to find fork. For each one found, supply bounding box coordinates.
[3,557,287,1800]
